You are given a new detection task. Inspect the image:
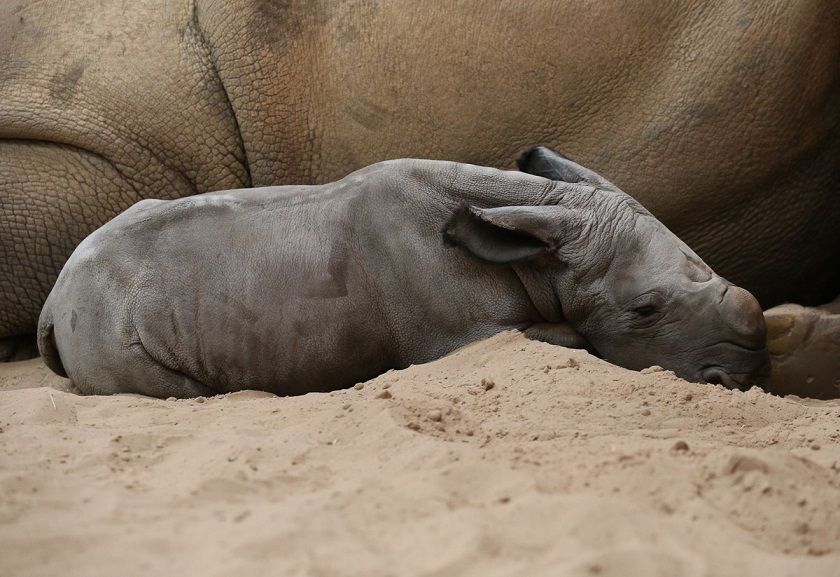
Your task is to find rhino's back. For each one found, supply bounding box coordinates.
[40,160,451,395]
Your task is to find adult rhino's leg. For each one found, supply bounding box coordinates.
[0,336,38,362]
[762,298,840,399]
[0,141,145,360]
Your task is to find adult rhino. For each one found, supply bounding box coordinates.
[2,0,839,362]
[36,150,769,398]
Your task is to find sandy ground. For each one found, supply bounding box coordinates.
[1,331,839,577]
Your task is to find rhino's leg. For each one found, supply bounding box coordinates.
[523,322,598,355]
[0,335,38,362]
[68,339,219,400]
[763,298,840,399]
[41,298,218,399]
[0,141,147,359]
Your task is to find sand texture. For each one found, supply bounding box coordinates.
[1,331,839,576]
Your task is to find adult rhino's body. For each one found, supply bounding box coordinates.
[37,155,769,398]
[2,0,840,359]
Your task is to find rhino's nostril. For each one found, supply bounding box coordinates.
[701,367,737,389]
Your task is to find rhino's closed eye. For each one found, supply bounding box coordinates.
[625,294,666,325]
[633,305,658,318]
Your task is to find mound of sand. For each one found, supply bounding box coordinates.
[1,331,839,576]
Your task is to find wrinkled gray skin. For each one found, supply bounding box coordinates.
[2,0,840,362]
[37,152,769,398]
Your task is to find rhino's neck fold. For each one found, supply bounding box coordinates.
[512,264,564,324]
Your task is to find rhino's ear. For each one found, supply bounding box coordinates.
[517,145,612,187]
[443,205,560,265]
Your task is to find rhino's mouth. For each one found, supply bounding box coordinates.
[699,358,771,391]
[700,367,741,390]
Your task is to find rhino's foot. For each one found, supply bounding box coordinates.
[763,298,840,399]
[0,334,39,362]
[523,322,598,355]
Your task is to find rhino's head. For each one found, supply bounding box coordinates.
[444,146,769,389]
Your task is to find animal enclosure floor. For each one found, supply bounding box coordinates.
[1,331,839,577]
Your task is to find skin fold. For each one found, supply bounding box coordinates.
[2,0,839,360]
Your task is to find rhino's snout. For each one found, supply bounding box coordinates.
[720,284,767,351]
[692,284,770,390]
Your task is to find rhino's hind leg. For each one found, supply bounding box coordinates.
[69,340,219,400]
[123,356,219,399]
[763,298,840,399]
[0,334,38,362]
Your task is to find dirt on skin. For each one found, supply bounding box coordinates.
[1,331,839,577]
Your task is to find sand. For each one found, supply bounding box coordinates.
[1,331,839,576]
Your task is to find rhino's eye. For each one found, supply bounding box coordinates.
[633,305,658,318]
[626,293,665,324]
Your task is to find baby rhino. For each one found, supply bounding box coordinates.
[38,147,769,398]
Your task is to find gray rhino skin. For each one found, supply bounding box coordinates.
[37,152,769,398]
[2,0,840,362]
